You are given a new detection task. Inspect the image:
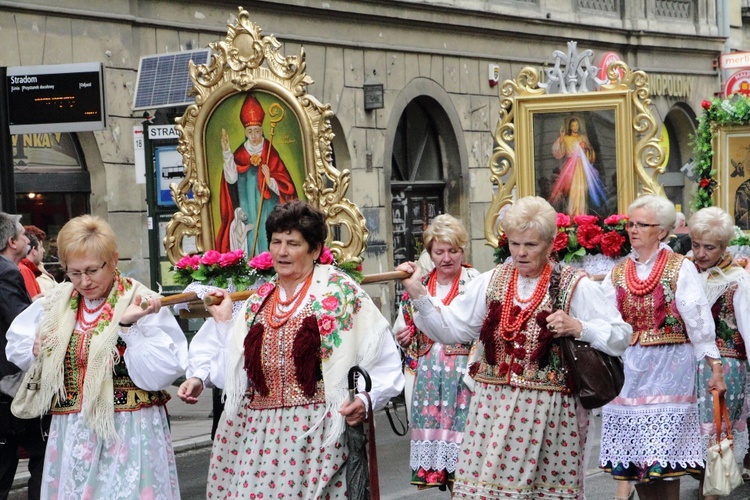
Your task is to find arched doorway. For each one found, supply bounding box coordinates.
[390,97,446,266]
[660,104,697,214]
[386,78,467,306]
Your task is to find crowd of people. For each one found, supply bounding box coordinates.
[0,195,748,499]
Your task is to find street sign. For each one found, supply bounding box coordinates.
[720,51,750,71]
[6,62,105,134]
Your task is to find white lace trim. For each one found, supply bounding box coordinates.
[728,245,750,260]
[172,279,264,316]
[567,254,624,277]
[409,439,461,473]
[516,274,539,302]
[600,404,704,468]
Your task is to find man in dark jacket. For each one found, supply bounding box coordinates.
[0,213,45,500]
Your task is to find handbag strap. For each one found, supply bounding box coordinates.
[711,389,733,452]
[363,392,380,500]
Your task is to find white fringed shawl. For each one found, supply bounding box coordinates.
[20,275,146,442]
[223,264,389,447]
[699,254,749,306]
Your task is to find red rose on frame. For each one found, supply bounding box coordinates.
[699,178,711,188]
[701,100,712,110]
[573,214,599,226]
[249,251,274,270]
[319,247,334,265]
[556,213,571,228]
[200,250,222,266]
[604,214,627,226]
[600,231,626,257]
[552,232,569,252]
[577,224,603,249]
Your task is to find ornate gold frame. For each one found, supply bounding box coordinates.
[164,7,367,264]
[484,61,665,247]
[714,124,750,231]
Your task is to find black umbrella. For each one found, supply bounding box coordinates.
[346,365,379,500]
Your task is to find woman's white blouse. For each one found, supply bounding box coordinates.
[599,244,720,361]
[410,265,632,357]
[189,287,404,411]
[6,298,187,391]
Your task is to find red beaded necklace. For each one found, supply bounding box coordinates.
[266,273,313,328]
[426,269,462,305]
[76,298,106,331]
[79,296,107,315]
[499,264,551,342]
[625,248,668,297]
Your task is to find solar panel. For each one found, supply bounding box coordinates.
[132,49,211,111]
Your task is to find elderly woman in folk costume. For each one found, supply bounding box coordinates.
[392,214,480,492]
[199,200,403,497]
[598,195,726,500]
[689,207,750,500]
[6,215,187,498]
[398,196,631,499]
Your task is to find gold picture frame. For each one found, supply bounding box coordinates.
[164,7,367,264]
[484,61,665,247]
[715,124,750,231]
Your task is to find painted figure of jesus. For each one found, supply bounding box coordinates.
[549,116,606,216]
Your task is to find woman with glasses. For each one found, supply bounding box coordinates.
[689,207,750,500]
[6,215,187,499]
[599,195,726,500]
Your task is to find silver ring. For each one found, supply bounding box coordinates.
[549,324,556,332]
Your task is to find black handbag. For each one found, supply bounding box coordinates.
[558,337,624,409]
[550,263,625,410]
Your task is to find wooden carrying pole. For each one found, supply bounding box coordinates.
[140,291,199,310]
[147,270,414,310]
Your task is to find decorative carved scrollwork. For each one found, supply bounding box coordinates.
[485,44,665,248]
[165,7,368,265]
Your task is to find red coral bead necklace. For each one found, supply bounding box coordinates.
[625,248,667,297]
[267,272,314,328]
[500,263,551,341]
[426,268,461,305]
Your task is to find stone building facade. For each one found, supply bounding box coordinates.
[0,0,735,316]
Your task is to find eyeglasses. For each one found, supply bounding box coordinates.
[625,221,661,230]
[66,262,107,281]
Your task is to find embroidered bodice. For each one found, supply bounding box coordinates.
[712,283,746,359]
[244,301,326,410]
[400,271,473,372]
[52,329,169,414]
[611,251,687,346]
[472,264,583,393]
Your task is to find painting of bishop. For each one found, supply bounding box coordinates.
[210,92,305,255]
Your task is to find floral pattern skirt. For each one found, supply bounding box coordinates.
[410,344,472,489]
[452,383,587,499]
[41,406,179,499]
[207,399,347,498]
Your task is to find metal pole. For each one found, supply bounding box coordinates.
[0,67,16,213]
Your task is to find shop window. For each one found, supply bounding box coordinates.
[13,132,90,276]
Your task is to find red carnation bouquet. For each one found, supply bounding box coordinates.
[494,212,630,264]
[172,249,255,290]
[173,246,364,289]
